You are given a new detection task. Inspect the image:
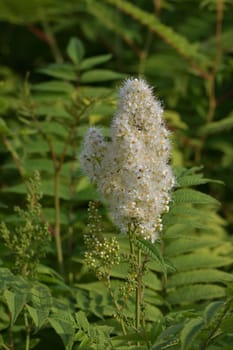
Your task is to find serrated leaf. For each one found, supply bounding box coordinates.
[41,180,70,200]
[32,81,74,94]
[29,283,52,311]
[203,301,224,325]
[24,159,54,174]
[66,37,85,64]
[167,269,233,288]
[173,188,220,206]
[177,174,223,187]
[164,110,188,130]
[3,179,71,200]
[0,268,15,290]
[151,323,184,349]
[80,54,112,70]
[75,311,89,332]
[167,284,226,304]
[135,239,167,276]
[79,334,91,348]
[26,305,48,330]
[105,0,210,68]
[146,304,163,322]
[48,311,75,350]
[199,112,233,135]
[180,317,203,350]
[0,118,10,135]
[4,289,27,324]
[35,104,72,119]
[165,236,221,256]
[38,63,77,81]
[80,69,125,83]
[170,252,233,271]
[40,121,68,138]
[23,139,50,154]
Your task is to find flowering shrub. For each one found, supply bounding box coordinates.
[0,29,232,349]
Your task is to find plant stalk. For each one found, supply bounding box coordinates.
[105,274,127,336]
[54,170,64,274]
[24,309,30,350]
[136,247,142,332]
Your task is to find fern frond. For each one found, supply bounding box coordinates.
[167,284,226,305]
[104,0,210,70]
[165,236,221,256]
[134,239,167,274]
[172,188,220,206]
[170,252,233,271]
[167,269,233,288]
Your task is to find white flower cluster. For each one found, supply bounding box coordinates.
[80,78,175,242]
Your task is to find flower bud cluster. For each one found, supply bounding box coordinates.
[84,202,120,278]
[81,78,175,242]
[84,234,120,279]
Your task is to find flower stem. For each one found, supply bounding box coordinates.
[54,170,64,274]
[24,309,30,350]
[136,247,142,331]
[128,229,143,333]
[105,274,127,336]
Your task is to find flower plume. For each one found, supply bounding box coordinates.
[81,78,175,242]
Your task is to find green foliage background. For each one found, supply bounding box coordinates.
[0,0,233,349]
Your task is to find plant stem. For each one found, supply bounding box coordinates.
[2,344,11,350]
[194,0,224,163]
[128,229,143,333]
[54,170,64,274]
[200,298,232,350]
[136,247,142,332]
[41,22,64,63]
[105,274,127,336]
[24,309,30,350]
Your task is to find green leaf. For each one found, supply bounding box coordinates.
[75,311,89,332]
[38,63,77,81]
[32,81,74,94]
[26,305,48,330]
[173,188,220,206]
[167,284,226,304]
[48,311,75,350]
[3,179,71,200]
[146,304,163,322]
[199,112,233,135]
[135,239,167,275]
[165,236,221,256]
[80,69,125,83]
[180,317,203,350]
[35,104,72,119]
[203,301,224,325]
[105,0,210,68]
[177,174,223,187]
[167,269,233,288]
[151,323,183,349]
[164,110,188,130]
[4,289,27,324]
[0,268,15,290]
[170,252,233,271]
[24,159,54,174]
[23,139,50,154]
[66,37,85,64]
[0,118,10,135]
[29,283,52,325]
[40,121,68,138]
[80,54,112,70]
